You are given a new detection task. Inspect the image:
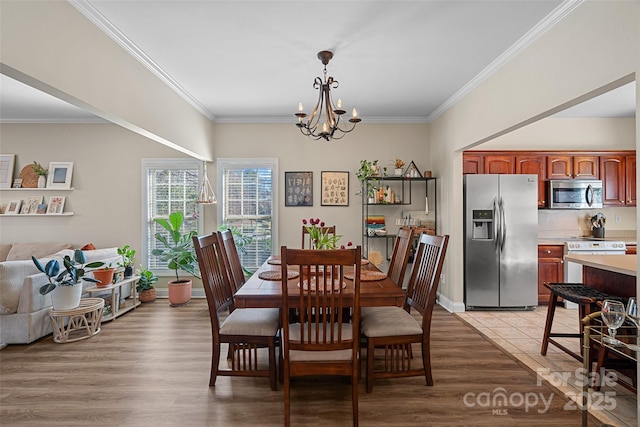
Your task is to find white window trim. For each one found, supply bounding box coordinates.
[141,158,204,277]
[216,157,279,255]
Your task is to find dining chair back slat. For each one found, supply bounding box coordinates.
[387,227,414,289]
[219,229,247,294]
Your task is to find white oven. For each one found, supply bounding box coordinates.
[563,240,627,308]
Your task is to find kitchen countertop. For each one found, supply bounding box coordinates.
[538,235,637,246]
[563,254,637,276]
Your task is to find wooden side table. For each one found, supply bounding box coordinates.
[85,276,140,322]
[49,298,104,343]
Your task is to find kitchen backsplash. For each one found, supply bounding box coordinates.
[538,207,636,239]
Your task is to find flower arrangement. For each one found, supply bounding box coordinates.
[302,218,352,250]
[394,158,405,169]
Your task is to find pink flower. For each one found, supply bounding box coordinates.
[302,219,308,225]
[320,221,325,227]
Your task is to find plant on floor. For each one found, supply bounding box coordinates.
[32,249,104,295]
[136,266,158,303]
[151,211,200,282]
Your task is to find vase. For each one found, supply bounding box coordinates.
[37,175,46,188]
[394,168,403,176]
[168,279,192,306]
[51,283,82,311]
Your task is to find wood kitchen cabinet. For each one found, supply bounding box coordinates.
[537,244,564,305]
[463,154,483,174]
[626,155,636,206]
[599,154,625,206]
[626,244,636,255]
[515,155,547,208]
[483,155,515,174]
[546,155,598,180]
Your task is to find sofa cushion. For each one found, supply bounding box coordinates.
[6,242,73,261]
[0,244,12,262]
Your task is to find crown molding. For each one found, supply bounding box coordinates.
[426,0,584,123]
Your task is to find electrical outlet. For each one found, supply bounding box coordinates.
[440,274,445,284]
[615,215,621,223]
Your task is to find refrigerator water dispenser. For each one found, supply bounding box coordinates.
[471,210,493,240]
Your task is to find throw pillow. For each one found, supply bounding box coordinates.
[6,242,73,261]
[81,243,96,251]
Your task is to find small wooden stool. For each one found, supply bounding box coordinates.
[49,298,105,343]
[540,282,619,361]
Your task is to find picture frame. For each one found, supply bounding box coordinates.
[6,200,22,214]
[47,162,73,189]
[0,154,15,189]
[26,196,44,214]
[36,204,47,215]
[46,196,66,214]
[285,171,313,206]
[321,171,349,206]
[12,178,22,188]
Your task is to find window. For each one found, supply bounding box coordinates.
[217,158,278,273]
[142,158,203,274]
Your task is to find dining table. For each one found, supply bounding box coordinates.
[233,255,407,309]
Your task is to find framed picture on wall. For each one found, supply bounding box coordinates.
[47,162,73,189]
[0,154,15,189]
[46,196,66,214]
[6,200,22,214]
[321,171,349,206]
[285,171,313,206]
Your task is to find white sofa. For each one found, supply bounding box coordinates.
[0,243,120,345]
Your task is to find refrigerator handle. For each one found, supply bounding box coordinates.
[499,197,506,252]
[493,198,499,251]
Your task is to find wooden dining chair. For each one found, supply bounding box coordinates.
[280,245,362,427]
[301,224,336,249]
[218,229,247,294]
[385,227,414,289]
[360,233,449,393]
[193,233,280,391]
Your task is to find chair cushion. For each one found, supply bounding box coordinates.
[286,323,354,361]
[361,306,422,337]
[220,308,280,336]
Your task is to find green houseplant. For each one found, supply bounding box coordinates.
[136,266,158,303]
[356,159,386,201]
[32,249,104,310]
[151,211,199,306]
[117,245,136,277]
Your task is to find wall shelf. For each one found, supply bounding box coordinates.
[0,213,74,217]
[0,187,74,191]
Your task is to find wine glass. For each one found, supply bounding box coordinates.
[601,299,626,346]
[626,297,639,327]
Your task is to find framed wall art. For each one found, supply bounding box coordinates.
[47,162,73,189]
[46,196,66,214]
[321,171,349,206]
[0,154,15,189]
[285,171,313,206]
[6,200,22,214]
[26,196,44,214]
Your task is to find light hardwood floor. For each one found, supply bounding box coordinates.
[1,299,601,426]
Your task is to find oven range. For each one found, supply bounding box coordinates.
[562,239,626,308]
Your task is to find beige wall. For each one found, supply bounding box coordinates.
[429,1,639,311]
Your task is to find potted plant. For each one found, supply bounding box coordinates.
[117,245,136,277]
[136,266,158,303]
[151,211,200,306]
[356,160,386,203]
[32,161,48,188]
[32,249,104,310]
[93,262,116,287]
[393,158,405,176]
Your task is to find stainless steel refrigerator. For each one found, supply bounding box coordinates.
[464,174,538,310]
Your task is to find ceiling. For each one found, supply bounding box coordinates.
[0,0,635,124]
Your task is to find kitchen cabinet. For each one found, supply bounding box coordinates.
[546,155,598,180]
[515,155,547,208]
[361,176,436,259]
[625,155,636,206]
[483,155,515,174]
[462,154,483,174]
[599,154,625,206]
[626,244,636,255]
[537,244,564,305]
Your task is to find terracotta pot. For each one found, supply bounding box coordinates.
[93,268,115,287]
[51,283,82,311]
[168,280,192,306]
[139,288,157,303]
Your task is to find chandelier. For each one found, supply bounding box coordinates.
[196,162,217,204]
[295,50,361,141]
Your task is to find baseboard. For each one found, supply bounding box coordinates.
[437,292,466,313]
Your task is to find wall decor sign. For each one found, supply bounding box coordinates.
[321,171,349,206]
[0,154,15,189]
[47,162,73,189]
[46,196,66,214]
[285,171,313,206]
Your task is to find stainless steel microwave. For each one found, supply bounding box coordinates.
[548,180,603,209]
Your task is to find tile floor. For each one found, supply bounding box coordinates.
[456,305,637,427]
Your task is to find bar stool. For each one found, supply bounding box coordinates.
[540,282,622,361]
